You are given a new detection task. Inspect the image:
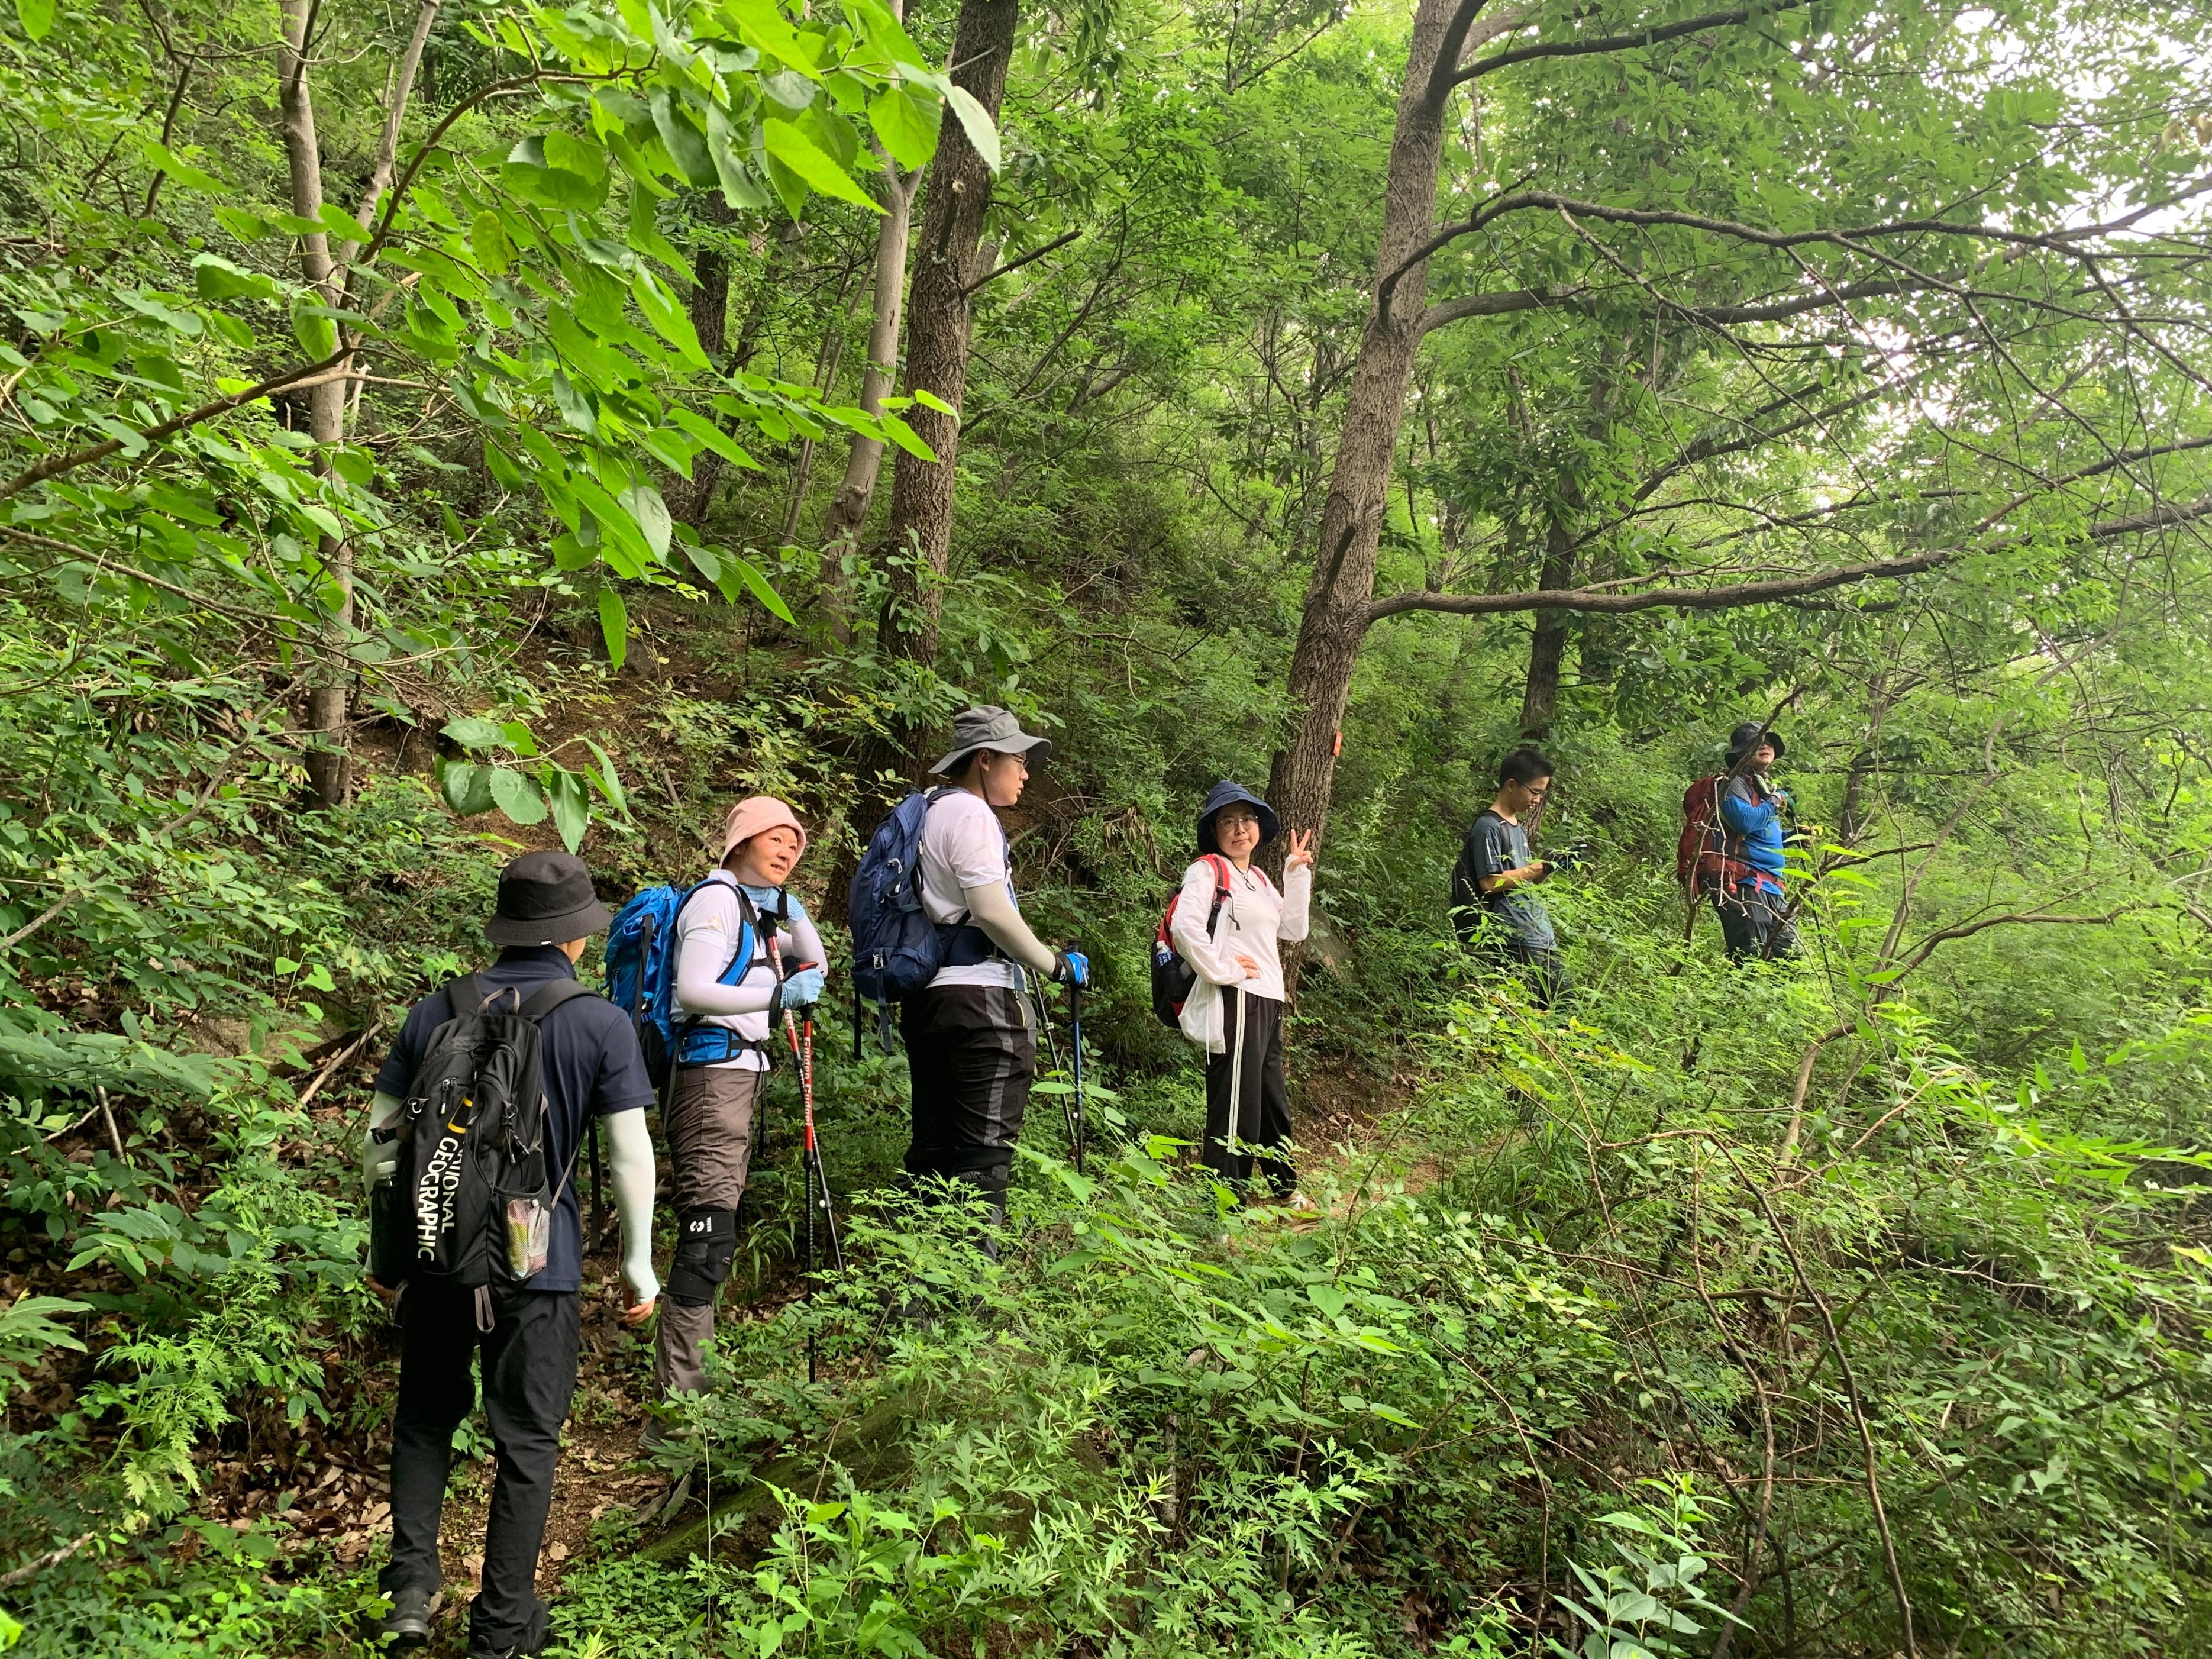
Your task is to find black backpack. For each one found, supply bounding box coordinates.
[370,974,595,1321]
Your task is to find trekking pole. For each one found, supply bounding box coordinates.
[1223,985,1245,1191]
[781,1011,842,1383]
[1067,961,1087,1176]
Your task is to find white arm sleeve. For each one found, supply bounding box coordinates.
[365,1090,404,1197]
[674,886,777,1017]
[1170,861,1246,986]
[1279,864,1312,943]
[776,905,827,971]
[604,1107,659,1305]
[963,880,1059,977]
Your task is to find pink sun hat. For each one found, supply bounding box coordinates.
[721,795,808,862]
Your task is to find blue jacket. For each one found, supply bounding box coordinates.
[1719,777,1789,891]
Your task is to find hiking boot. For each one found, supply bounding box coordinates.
[466,1600,550,1657]
[369,1582,436,1647]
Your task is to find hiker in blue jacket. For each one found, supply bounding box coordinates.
[1716,722,1802,962]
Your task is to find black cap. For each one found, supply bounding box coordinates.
[485,850,613,946]
[1725,722,1787,766]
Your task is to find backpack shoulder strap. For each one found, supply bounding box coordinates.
[446,973,486,1016]
[518,977,598,1020]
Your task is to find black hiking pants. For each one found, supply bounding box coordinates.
[383,1281,579,1654]
[902,982,1036,1222]
[1202,986,1295,1198]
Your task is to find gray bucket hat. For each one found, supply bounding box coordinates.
[927,705,1054,776]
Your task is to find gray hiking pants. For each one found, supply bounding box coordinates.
[654,1063,763,1400]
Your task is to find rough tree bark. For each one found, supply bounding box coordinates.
[873,0,1020,729]
[276,0,438,805]
[818,0,923,646]
[1264,0,1500,844]
[1517,512,1576,737]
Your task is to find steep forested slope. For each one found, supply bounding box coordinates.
[0,0,2210,1654]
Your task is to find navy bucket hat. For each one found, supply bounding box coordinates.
[1196,780,1280,854]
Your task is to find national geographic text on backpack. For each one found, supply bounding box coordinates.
[369,976,594,1327]
[1149,853,1233,1027]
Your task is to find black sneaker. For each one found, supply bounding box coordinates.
[370,1582,435,1646]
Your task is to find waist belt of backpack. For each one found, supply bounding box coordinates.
[940,922,1005,967]
[674,1025,771,1068]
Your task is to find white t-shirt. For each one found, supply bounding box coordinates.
[918,788,1025,991]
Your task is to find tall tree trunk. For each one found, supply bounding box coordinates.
[874,0,1019,740]
[278,0,355,805]
[819,162,921,644]
[1264,0,1493,849]
[1518,512,1576,737]
[277,0,438,805]
[684,196,736,523]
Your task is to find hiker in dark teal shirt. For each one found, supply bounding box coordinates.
[1451,747,1574,1007]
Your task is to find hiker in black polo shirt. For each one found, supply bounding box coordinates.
[362,851,658,1658]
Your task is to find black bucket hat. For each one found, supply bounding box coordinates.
[485,850,614,946]
[1725,721,1787,766]
[927,705,1055,776]
[1196,780,1280,854]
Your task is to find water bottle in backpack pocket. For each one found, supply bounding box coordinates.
[1149,854,1233,1027]
[370,975,594,1300]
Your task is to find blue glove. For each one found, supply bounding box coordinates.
[780,966,825,1008]
[1055,950,1089,987]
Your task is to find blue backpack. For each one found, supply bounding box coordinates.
[605,878,771,1090]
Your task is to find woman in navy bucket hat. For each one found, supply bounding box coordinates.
[1169,781,1315,1203]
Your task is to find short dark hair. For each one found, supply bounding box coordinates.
[1497,746,1554,787]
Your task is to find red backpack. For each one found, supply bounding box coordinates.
[1677,776,1750,895]
[1149,854,1235,1027]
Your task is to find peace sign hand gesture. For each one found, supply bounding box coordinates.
[1284,829,1316,874]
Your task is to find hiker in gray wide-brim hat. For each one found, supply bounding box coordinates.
[900,704,1083,1236]
[927,705,1055,777]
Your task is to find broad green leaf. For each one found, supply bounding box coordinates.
[762,119,883,214]
[620,480,674,558]
[598,586,628,672]
[942,85,1002,173]
[704,102,773,211]
[549,769,590,852]
[868,85,940,171]
[190,254,277,305]
[627,189,691,276]
[486,766,548,827]
[631,269,710,369]
[585,739,628,812]
[15,0,54,41]
[720,0,822,78]
[443,716,507,749]
[726,552,795,622]
[669,408,761,470]
[649,89,719,189]
[438,759,498,816]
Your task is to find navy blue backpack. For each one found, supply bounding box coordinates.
[848,789,949,1010]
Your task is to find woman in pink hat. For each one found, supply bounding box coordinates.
[655,795,826,1404]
